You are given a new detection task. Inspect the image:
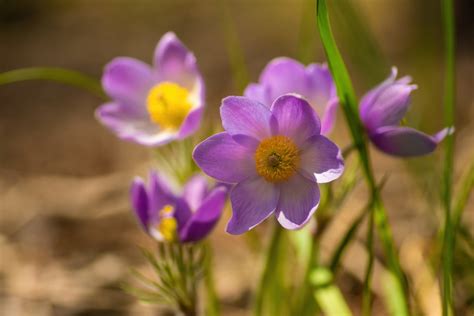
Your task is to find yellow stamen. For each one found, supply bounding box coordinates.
[146,82,192,130]
[156,204,178,242]
[255,135,300,183]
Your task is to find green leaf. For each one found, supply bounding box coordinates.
[439,0,456,314]
[316,1,409,315]
[253,224,290,316]
[310,267,352,316]
[0,67,105,99]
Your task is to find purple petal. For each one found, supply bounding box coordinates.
[173,197,193,232]
[433,127,454,142]
[271,94,321,145]
[305,63,337,112]
[221,96,274,146]
[360,67,417,131]
[183,175,209,212]
[320,97,339,135]
[193,132,256,183]
[259,57,309,102]
[130,177,150,231]
[360,67,398,122]
[369,126,445,157]
[243,83,271,106]
[275,174,320,230]
[179,186,227,242]
[102,57,154,107]
[153,32,200,91]
[226,176,279,234]
[300,135,344,183]
[148,171,175,216]
[178,106,203,139]
[95,102,179,146]
[363,82,416,131]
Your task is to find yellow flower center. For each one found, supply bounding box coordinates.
[255,135,300,183]
[156,205,178,242]
[146,82,193,130]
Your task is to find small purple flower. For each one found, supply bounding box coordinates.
[96,32,205,146]
[360,67,452,157]
[130,171,227,243]
[193,94,344,234]
[244,57,338,135]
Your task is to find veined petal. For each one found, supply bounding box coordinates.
[130,177,150,231]
[102,57,154,107]
[271,94,321,145]
[221,96,274,144]
[360,67,418,132]
[300,135,344,183]
[226,176,279,234]
[360,67,398,122]
[363,82,417,130]
[275,174,320,230]
[179,186,227,242]
[193,132,256,183]
[370,126,446,157]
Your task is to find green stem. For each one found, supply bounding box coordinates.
[440,0,456,315]
[204,244,220,316]
[0,67,105,99]
[316,1,409,314]
[253,223,285,316]
[362,201,375,316]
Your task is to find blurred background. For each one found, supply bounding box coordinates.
[0,0,472,315]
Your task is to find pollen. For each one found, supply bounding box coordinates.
[146,82,193,130]
[255,135,300,183]
[156,204,178,242]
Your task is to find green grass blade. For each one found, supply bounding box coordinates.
[0,67,105,99]
[316,1,409,314]
[440,0,456,314]
[204,244,220,316]
[382,271,410,316]
[310,267,353,316]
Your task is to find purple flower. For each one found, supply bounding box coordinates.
[96,32,205,146]
[244,57,338,135]
[130,171,227,243]
[360,67,452,157]
[193,94,344,234]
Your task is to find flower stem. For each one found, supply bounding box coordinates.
[362,200,375,316]
[253,223,286,316]
[204,243,220,316]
